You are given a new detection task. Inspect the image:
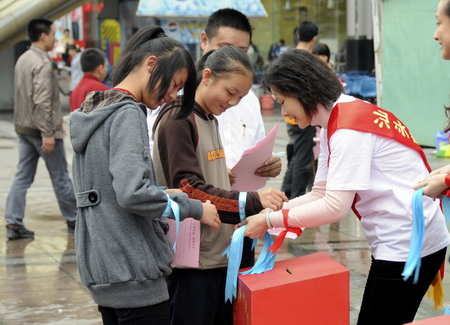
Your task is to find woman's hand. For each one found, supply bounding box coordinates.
[414,173,448,199]
[257,188,288,211]
[240,213,267,239]
[429,164,450,176]
[200,200,221,231]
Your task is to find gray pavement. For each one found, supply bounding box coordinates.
[1,90,450,324]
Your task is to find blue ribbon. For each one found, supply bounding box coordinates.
[238,192,247,222]
[223,226,246,303]
[444,305,450,315]
[445,305,450,315]
[401,188,425,284]
[240,232,275,275]
[223,229,274,303]
[442,196,450,226]
[161,193,180,251]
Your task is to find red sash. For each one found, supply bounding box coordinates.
[326,99,431,219]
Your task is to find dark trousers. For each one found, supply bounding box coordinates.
[98,302,170,325]
[167,268,232,325]
[282,124,316,199]
[357,247,446,325]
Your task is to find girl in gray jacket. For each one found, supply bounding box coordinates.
[70,26,220,325]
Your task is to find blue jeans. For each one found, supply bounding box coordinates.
[4,134,77,226]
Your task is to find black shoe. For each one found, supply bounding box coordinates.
[67,221,75,234]
[6,225,34,240]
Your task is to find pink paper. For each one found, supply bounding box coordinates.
[231,124,279,191]
[167,218,200,268]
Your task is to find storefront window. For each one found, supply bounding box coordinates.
[252,0,347,70]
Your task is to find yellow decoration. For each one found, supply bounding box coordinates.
[100,19,121,66]
[437,144,450,158]
[425,271,444,310]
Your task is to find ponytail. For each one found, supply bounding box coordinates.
[112,25,196,119]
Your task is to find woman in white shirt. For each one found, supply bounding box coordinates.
[243,49,450,325]
[414,0,450,198]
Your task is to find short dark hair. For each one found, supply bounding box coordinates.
[67,44,81,53]
[111,25,196,119]
[312,43,331,62]
[297,21,318,42]
[263,49,343,118]
[28,19,53,42]
[80,48,106,73]
[196,45,254,87]
[205,8,252,40]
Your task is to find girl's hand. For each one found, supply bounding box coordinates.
[257,188,288,211]
[414,173,448,199]
[200,200,221,231]
[240,213,267,239]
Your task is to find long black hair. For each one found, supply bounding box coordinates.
[111,25,196,119]
[263,49,343,118]
[195,45,254,88]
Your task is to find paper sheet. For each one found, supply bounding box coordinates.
[231,124,279,191]
[167,218,200,268]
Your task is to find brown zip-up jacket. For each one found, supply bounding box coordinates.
[14,45,63,139]
[153,97,263,269]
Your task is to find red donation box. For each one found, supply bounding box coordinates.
[233,253,349,325]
